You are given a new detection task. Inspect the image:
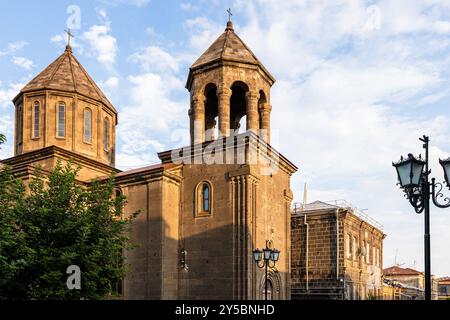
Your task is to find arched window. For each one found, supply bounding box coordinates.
[202,184,210,212]
[57,102,65,138]
[104,117,109,151]
[33,102,40,138]
[230,81,249,134]
[195,181,212,217]
[84,108,92,143]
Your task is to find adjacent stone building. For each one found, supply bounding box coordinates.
[291,200,386,300]
[438,277,450,300]
[1,21,297,300]
[383,266,439,300]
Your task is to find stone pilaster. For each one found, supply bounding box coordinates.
[260,104,272,143]
[246,91,259,133]
[229,172,260,300]
[218,88,231,137]
[205,118,216,142]
[192,96,205,144]
[188,107,194,145]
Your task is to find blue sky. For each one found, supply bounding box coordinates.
[1,0,450,276]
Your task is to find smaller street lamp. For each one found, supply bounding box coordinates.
[253,241,280,300]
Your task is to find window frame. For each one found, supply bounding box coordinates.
[56,102,66,138]
[17,105,23,145]
[366,241,370,264]
[195,181,213,218]
[104,117,110,152]
[32,101,40,139]
[84,108,92,144]
[346,234,352,259]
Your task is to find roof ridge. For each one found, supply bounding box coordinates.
[67,51,78,93]
[45,51,68,88]
[221,28,232,61]
[231,32,258,61]
[68,53,116,112]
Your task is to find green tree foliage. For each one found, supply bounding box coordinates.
[0,160,136,300]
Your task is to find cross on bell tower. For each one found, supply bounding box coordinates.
[64,28,74,50]
[227,8,233,22]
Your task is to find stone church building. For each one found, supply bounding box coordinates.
[1,21,297,300]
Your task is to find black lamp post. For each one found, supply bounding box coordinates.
[392,135,450,300]
[253,241,280,300]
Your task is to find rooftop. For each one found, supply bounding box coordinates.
[383,266,423,276]
[187,21,275,88]
[292,199,384,231]
[14,46,116,114]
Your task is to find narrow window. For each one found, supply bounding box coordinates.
[346,234,351,259]
[84,108,92,143]
[18,106,23,144]
[57,103,65,137]
[33,102,40,138]
[196,181,212,217]
[104,117,109,151]
[203,184,210,212]
[376,248,380,267]
[373,246,376,266]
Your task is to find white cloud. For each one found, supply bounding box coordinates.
[83,24,117,67]
[184,17,223,54]
[99,76,119,96]
[104,76,119,88]
[0,81,23,109]
[117,72,187,168]
[0,41,28,57]
[128,46,179,72]
[180,2,195,11]
[11,56,35,71]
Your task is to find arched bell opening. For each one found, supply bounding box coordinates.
[230,81,249,134]
[204,83,218,141]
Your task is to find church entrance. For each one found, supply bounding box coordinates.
[261,279,274,300]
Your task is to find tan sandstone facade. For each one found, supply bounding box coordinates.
[2,21,297,300]
[291,201,385,300]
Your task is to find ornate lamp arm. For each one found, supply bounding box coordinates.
[431,178,450,208]
[404,186,425,214]
[256,260,266,269]
[268,260,276,269]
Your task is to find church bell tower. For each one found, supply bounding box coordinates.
[186,20,275,145]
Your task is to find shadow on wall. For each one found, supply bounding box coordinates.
[122,217,289,300]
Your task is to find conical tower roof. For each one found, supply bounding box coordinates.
[15,46,116,113]
[187,21,275,88]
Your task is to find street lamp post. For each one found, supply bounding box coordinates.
[392,135,450,300]
[252,241,280,300]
